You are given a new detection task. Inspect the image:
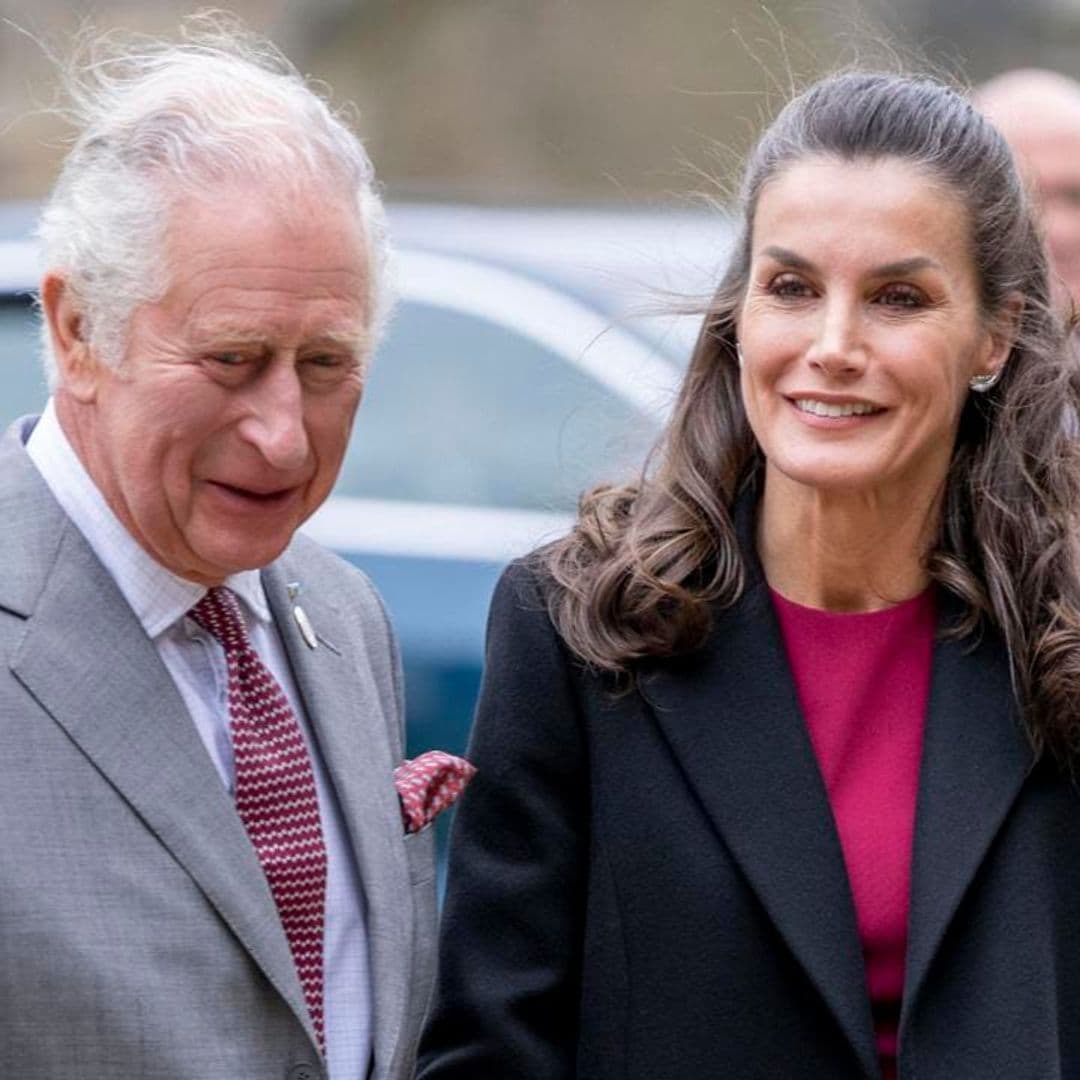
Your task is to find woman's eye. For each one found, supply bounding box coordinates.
[876,285,925,308]
[768,274,813,299]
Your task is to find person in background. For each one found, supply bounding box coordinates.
[417,72,1080,1079]
[0,17,446,1080]
[977,68,1080,311]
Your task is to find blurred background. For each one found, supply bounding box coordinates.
[1,0,1077,872]
[4,0,1080,203]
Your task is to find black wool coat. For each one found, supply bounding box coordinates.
[417,534,1080,1079]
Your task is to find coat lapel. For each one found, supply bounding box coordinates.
[264,556,413,1080]
[7,510,313,1043]
[900,600,1031,1031]
[642,576,880,1077]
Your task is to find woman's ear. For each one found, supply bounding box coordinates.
[40,272,101,403]
[975,291,1025,383]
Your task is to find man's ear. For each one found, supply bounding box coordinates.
[40,272,102,403]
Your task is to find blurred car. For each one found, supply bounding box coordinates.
[0,199,731,767]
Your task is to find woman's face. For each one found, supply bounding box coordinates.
[737,156,1010,501]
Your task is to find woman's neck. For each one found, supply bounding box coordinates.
[757,466,941,612]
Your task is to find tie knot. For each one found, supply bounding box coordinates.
[188,586,249,651]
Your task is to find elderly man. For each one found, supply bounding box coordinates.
[0,23,438,1080]
[977,68,1080,310]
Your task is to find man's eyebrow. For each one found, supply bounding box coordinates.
[188,327,266,348]
[759,246,942,277]
[188,324,370,352]
[314,326,370,352]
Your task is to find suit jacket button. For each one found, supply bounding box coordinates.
[288,1066,321,1080]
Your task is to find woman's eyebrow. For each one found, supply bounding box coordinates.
[760,245,815,272]
[870,256,941,276]
[759,246,941,278]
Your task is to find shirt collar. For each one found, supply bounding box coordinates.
[25,399,272,637]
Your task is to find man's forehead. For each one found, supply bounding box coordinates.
[979,72,1080,140]
[1002,122,1080,189]
[163,182,366,260]
[1004,112,1080,147]
[152,184,371,324]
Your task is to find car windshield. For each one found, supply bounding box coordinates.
[326,300,659,512]
[0,300,49,423]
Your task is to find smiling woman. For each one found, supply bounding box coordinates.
[419,72,1080,1080]
[739,156,1013,606]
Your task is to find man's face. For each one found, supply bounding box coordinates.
[1005,121,1080,307]
[63,186,370,584]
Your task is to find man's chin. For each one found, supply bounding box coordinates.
[177,532,295,585]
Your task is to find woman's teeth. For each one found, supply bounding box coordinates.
[794,399,881,418]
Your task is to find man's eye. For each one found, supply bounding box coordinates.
[304,353,358,377]
[210,352,246,366]
[1056,186,1080,209]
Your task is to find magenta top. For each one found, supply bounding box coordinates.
[770,585,936,1080]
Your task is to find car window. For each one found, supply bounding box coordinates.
[333,301,658,512]
[0,300,48,428]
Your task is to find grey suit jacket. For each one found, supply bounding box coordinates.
[0,419,437,1080]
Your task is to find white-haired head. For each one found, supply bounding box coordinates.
[37,15,392,388]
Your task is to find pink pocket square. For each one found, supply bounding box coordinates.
[394,750,477,834]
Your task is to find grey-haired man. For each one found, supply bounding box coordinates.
[0,21,436,1080]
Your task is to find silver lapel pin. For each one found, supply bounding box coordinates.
[286,582,319,650]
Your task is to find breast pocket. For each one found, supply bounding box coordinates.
[402,824,439,1051]
[403,823,436,885]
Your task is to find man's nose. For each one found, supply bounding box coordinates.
[239,361,310,472]
[805,299,867,378]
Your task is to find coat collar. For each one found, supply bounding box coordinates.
[640,490,1031,1076]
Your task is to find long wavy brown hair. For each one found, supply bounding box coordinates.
[540,71,1080,764]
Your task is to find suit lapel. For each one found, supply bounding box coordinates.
[264,558,412,1080]
[900,601,1031,1031]
[9,518,314,1042]
[642,576,879,1077]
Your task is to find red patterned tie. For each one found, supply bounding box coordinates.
[189,586,328,1052]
